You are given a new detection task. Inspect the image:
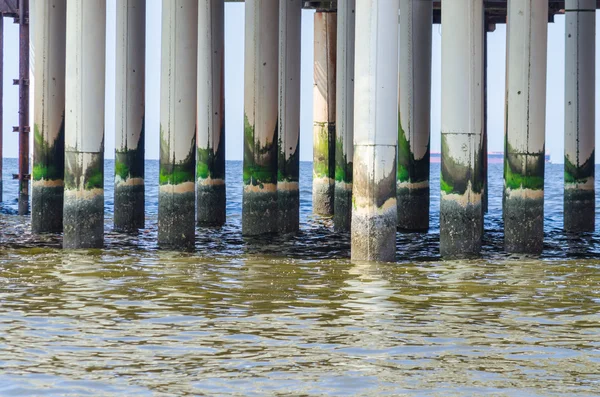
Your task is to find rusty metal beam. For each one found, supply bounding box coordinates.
[0,0,17,17]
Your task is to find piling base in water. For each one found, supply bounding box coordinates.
[32,184,64,233]
[564,190,594,232]
[313,177,334,215]
[158,190,195,250]
[333,182,351,232]
[243,188,277,236]
[114,183,145,233]
[197,183,226,227]
[397,186,429,231]
[63,191,104,249]
[440,198,482,258]
[351,207,396,262]
[504,195,543,254]
[278,185,299,234]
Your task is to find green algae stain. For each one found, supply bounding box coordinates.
[334,135,352,184]
[65,150,103,191]
[397,113,430,184]
[197,121,226,181]
[313,122,335,180]
[159,124,196,186]
[32,114,65,181]
[115,118,145,182]
[115,161,130,181]
[565,150,594,184]
[440,175,454,195]
[440,134,483,195]
[243,113,277,186]
[504,141,545,191]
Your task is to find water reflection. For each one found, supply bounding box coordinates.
[1,250,599,395]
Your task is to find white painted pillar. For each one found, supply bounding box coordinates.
[351,0,399,262]
[63,0,106,249]
[158,0,198,250]
[397,0,432,231]
[278,0,302,234]
[32,0,66,233]
[504,0,548,254]
[197,0,226,227]
[564,0,595,232]
[440,0,484,258]
[115,0,146,233]
[312,11,336,215]
[333,0,355,232]
[242,0,279,235]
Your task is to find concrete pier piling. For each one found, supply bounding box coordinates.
[242,0,279,236]
[440,0,484,258]
[0,17,3,203]
[333,0,355,232]
[351,0,398,262]
[158,0,198,250]
[197,0,226,227]
[564,0,595,232]
[115,0,145,233]
[504,0,548,254]
[18,0,30,215]
[32,0,66,233]
[63,0,106,249]
[312,11,336,216]
[397,0,432,232]
[277,0,302,234]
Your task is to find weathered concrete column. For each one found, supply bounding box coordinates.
[397,0,432,231]
[18,0,30,215]
[32,0,65,233]
[0,17,3,203]
[440,0,484,258]
[482,21,489,215]
[158,0,198,250]
[197,0,225,227]
[333,0,355,232]
[63,0,106,248]
[115,0,145,233]
[242,0,279,235]
[278,0,301,234]
[351,1,398,262]
[564,0,595,232]
[504,0,548,254]
[313,11,336,215]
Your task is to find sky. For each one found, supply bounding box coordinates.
[0,2,597,163]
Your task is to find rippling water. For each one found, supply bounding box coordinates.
[1,158,599,396]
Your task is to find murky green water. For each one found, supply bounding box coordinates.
[1,250,599,395]
[1,160,600,395]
